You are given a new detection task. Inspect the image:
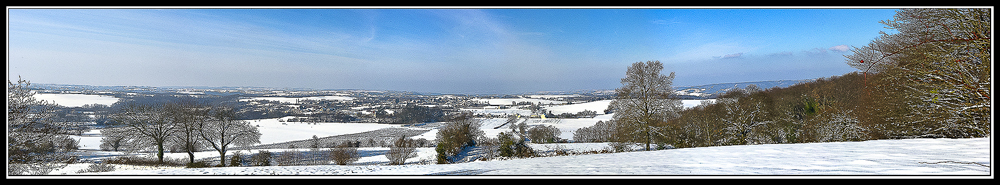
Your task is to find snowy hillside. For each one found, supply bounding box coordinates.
[463,99,713,117]
[674,79,815,99]
[74,137,991,176]
[544,100,612,114]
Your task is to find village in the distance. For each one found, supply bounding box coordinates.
[30,79,815,128]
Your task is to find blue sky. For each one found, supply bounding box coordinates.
[8,7,900,94]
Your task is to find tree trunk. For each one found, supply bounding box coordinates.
[188,152,195,164]
[219,150,227,167]
[645,130,651,151]
[185,142,196,164]
[156,141,165,164]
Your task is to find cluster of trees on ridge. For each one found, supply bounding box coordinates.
[571,8,990,150]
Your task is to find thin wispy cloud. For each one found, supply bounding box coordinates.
[769,51,795,57]
[719,53,744,59]
[8,8,900,94]
[650,18,682,25]
[803,47,830,55]
[828,45,851,52]
[668,41,755,62]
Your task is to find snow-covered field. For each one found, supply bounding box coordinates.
[249,117,396,145]
[239,96,355,104]
[682,99,714,109]
[525,94,581,99]
[544,100,612,115]
[32,93,120,107]
[55,137,991,176]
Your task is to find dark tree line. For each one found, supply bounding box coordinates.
[388,104,446,124]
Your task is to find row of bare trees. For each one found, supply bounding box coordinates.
[99,98,261,167]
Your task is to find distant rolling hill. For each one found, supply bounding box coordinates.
[673,79,815,99]
[520,79,817,100]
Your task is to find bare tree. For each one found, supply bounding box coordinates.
[163,99,209,165]
[8,77,81,175]
[106,102,180,164]
[99,133,127,152]
[717,96,773,145]
[510,121,528,139]
[386,136,417,165]
[802,108,870,142]
[609,61,683,151]
[310,135,321,149]
[198,105,261,167]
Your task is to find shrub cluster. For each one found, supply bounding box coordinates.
[496,132,534,158]
[104,156,185,167]
[573,120,616,142]
[434,112,484,163]
[527,125,561,143]
[249,150,273,166]
[386,136,418,165]
[329,142,360,165]
[76,162,116,173]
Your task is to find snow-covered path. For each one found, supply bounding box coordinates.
[87,137,992,176]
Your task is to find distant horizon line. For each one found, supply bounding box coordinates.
[26,77,821,96]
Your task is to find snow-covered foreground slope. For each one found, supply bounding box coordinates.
[86,137,991,176]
